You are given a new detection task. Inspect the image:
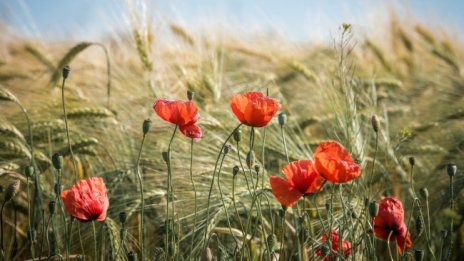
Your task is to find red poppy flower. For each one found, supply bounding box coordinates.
[230,91,281,127]
[270,160,325,207]
[313,141,361,183]
[61,177,109,222]
[180,124,202,141]
[373,197,412,254]
[153,99,200,127]
[316,230,352,261]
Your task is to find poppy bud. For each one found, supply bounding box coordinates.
[266,234,277,252]
[278,112,287,126]
[254,165,260,174]
[419,187,429,199]
[52,153,63,170]
[4,179,20,202]
[371,115,379,133]
[187,90,195,101]
[119,211,127,224]
[127,251,137,261]
[25,166,34,178]
[49,201,56,215]
[232,166,239,176]
[414,249,424,261]
[62,65,71,79]
[142,119,152,135]
[246,151,255,169]
[447,163,457,177]
[233,129,242,142]
[162,151,170,163]
[223,144,231,154]
[416,216,424,235]
[369,201,379,217]
[54,183,62,195]
[409,156,415,167]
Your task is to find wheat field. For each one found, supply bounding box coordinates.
[0,4,463,261]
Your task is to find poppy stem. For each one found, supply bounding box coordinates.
[26,177,36,259]
[202,124,242,250]
[368,131,379,197]
[92,221,98,261]
[279,209,286,259]
[280,125,290,163]
[165,125,177,259]
[135,131,147,261]
[236,141,252,193]
[386,230,395,261]
[61,75,79,182]
[188,138,198,257]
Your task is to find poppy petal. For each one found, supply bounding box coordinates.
[269,176,302,207]
[180,124,203,141]
[314,141,361,183]
[230,91,281,127]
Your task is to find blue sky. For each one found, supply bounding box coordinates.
[1,0,463,42]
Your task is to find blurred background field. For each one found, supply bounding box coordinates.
[0,0,463,260]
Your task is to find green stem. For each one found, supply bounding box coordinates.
[188,139,198,256]
[165,125,177,259]
[387,230,394,261]
[92,221,98,261]
[202,124,242,249]
[279,210,286,259]
[280,126,289,163]
[61,77,79,181]
[135,134,147,261]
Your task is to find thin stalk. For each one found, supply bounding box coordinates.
[61,77,79,181]
[387,231,394,261]
[280,126,289,163]
[135,133,147,261]
[188,139,198,256]
[279,210,286,260]
[92,221,97,261]
[202,124,242,249]
[217,152,239,251]
[448,175,454,260]
[39,212,51,261]
[26,178,36,259]
[369,131,379,197]
[0,201,6,257]
[165,125,177,259]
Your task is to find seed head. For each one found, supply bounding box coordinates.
[254,164,260,174]
[4,179,20,202]
[187,90,195,101]
[142,119,152,135]
[162,151,170,163]
[223,144,231,154]
[119,211,127,224]
[369,201,379,217]
[419,187,429,199]
[62,65,71,79]
[25,166,34,178]
[371,115,379,133]
[266,234,277,252]
[52,153,63,170]
[48,201,56,215]
[232,165,239,176]
[153,247,165,259]
[415,216,424,235]
[233,129,242,142]
[278,112,287,126]
[409,156,415,167]
[246,151,255,169]
[447,163,457,177]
